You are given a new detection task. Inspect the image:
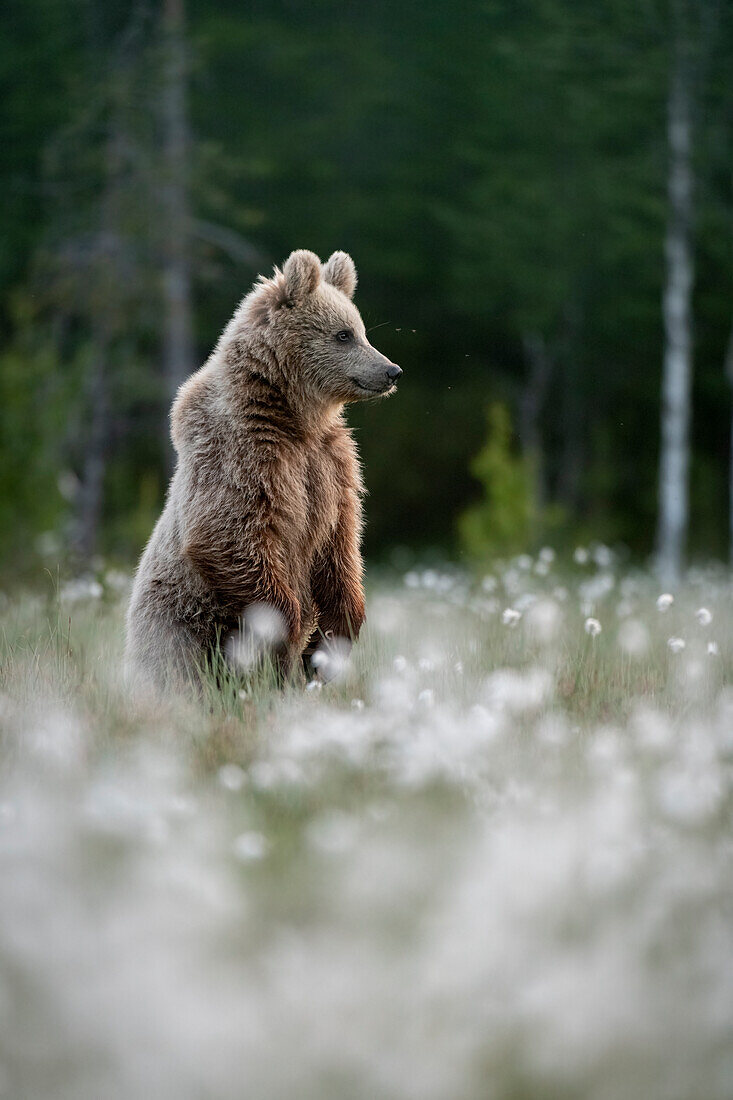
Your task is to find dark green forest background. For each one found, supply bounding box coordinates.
[1,0,732,579]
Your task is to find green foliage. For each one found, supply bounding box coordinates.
[0,0,732,572]
[458,404,535,560]
[0,302,73,571]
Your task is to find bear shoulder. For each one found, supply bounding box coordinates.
[170,364,220,454]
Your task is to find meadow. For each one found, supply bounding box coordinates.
[1,547,732,1099]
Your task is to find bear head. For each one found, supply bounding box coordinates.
[243,249,402,404]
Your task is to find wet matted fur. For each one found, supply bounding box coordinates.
[125,250,401,690]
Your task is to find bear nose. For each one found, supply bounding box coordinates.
[385,364,402,383]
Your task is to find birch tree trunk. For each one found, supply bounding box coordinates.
[656,8,695,585]
[161,0,194,424]
[73,72,127,563]
[726,321,733,564]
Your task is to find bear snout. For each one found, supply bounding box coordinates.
[385,364,402,384]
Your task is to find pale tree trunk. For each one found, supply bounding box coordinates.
[519,332,552,529]
[73,94,126,563]
[656,6,695,585]
[721,319,726,563]
[161,0,194,434]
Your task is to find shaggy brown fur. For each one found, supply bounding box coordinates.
[125,249,401,690]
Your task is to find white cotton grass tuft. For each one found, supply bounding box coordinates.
[656,593,674,612]
[218,764,246,792]
[584,617,602,637]
[667,636,685,654]
[232,830,269,862]
[482,667,553,714]
[244,601,286,645]
[617,619,649,658]
[695,607,713,626]
[525,598,562,644]
[501,607,522,627]
[311,636,352,683]
[228,601,287,668]
[60,576,104,602]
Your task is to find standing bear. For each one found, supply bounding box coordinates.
[126,249,401,689]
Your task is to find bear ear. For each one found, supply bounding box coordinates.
[282,249,322,303]
[322,251,357,299]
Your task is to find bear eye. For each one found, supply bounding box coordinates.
[335,329,353,343]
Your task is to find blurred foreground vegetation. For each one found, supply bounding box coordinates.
[1,553,733,1096]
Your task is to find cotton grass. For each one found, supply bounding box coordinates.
[0,556,732,1099]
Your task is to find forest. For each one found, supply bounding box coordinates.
[2,0,733,578]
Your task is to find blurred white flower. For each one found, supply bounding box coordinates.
[517,554,533,571]
[245,602,286,645]
[60,577,103,602]
[418,688,435,707]
[584,617,602,637]
[501,607,522,627]
[218,764,245,792]
[351,698,365,710]
[311,636,351,683]
[483,667,553,713]
[232,831,269,862]
[229,602,287,668]
[104,568,130,593]
[502,568,521,594]
[707,641,719,656]
[306,811,358,854]
[656,765,723,825]
[248,761,278,788]
[695,607,713,626]
[573,546,589,564]
[617,619,649,658]
[580,572,615,604]
[481,575,497,592]
[525,599,562,644]
[306,679,322,692]
[535,714,568,746]
[539,546,556,564]
[592,544,614,568]
[632,706,672,752]
[656,593,674,612]
[393,655,408,673]
[667,637,685,654]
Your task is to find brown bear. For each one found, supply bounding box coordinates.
[125,249,401,689]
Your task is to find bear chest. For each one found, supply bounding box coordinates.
[302,451,341,553]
